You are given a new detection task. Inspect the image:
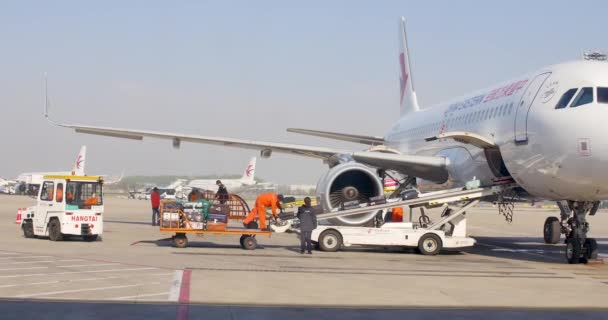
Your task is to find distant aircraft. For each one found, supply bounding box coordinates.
[48,18,608,263]
[0,177,17,194]
[14,146,87,194]
[13,146,122,195]
[187,157,257,192]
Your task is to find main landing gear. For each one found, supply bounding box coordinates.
[543,201,600,264]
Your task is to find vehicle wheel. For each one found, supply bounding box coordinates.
[173,234,188,248]
[48,219,63,241]
[22,220,35,238]
[83,235,98,242]
[543,217,561,244]
[566,238,582,264]
[239,235,247,248]
[242,236,257,250]
[585,238,599,260]
[312,241,320,250]
[318,230,342,252]
[418,233,442,256]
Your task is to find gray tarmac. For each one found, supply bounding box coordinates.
[0,195,607,319]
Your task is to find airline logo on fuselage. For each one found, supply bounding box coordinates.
[444,79,529,117]
[75,155,84,169]
[245,165,254,177]
[399,53,409,104]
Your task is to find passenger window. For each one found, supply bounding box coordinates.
[40,181,54,201]
[597,87,608,103]
[570,87,593,108]
[56,183,64,203]
[508,103,513,114]
[555,88,579,109]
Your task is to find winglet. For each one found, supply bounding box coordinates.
[44,73,62,127]
[398,17,420,115]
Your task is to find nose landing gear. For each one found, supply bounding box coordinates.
[547,201,601,264]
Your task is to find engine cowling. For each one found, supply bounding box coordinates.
[316,162,385,226]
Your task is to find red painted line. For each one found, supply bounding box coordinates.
[176,269,191,320]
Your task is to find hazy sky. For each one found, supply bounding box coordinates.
[1,1,606,184]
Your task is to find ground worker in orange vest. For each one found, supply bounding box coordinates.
[391,207,404,222]
[243,193,284,231]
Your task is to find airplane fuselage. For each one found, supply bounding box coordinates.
[385,60,608,201]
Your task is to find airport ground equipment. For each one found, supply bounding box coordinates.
[18,175,104,242]
[271,182,517,255]
[159,198,270,249]
[188,190,252,221]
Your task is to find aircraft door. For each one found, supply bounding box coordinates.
[514,72,551,143]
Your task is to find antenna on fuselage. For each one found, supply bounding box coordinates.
[582,50,607,61]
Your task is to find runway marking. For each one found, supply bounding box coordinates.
[148,272,175,276]
[279,265,555,275]
[0,266,48,271]
[55,263,121,268]
[168,270,183,302]
[108,292,169,300]
[4,259,83,265]
[185,266,572,278]
[0,276,125,288]
[0,267,157,279]
[177,270,191,320]
[14,282,161,298]
[0,256,51,260]
[0,280,59,288]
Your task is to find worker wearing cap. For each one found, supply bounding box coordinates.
[243,193,284,231]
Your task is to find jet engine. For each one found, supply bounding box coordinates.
[316,162,385,226]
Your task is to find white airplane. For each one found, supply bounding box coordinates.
[187,157,257,191]
[46,18,608,263]
[0,177,17,194]
[13,146,123,194]
[14,146,88,194]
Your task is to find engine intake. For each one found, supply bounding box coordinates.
[316,162,385,226]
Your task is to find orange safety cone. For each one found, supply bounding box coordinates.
[15,208,22,224]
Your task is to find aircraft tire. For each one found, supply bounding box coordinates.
[585,238,599,260]
[566,238,582,264]
[543,217,560,244]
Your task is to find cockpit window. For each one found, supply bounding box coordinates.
[570,87,594,108]
[597,87,608,103]
[555,88,578,109]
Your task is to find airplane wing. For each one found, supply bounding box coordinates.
[46,95,447,181]
[287,128,385,145]
[55,123,348,159]
[54,123,449,183]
